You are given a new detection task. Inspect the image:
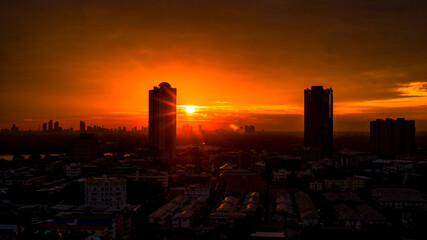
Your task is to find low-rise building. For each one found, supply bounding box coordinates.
[169,184,210,198]
[275,192,296,223]
[372,188,427,209]
[172,196,208,228]
[324,177,367,191]
[309,181,323,191]
[139,170,169,189]
[294,191,319,227]
[334,204,361,229]
[85,177,127,209]
[210,196,246,224]
[65,163,81,178]
[356,204,387,226]
[148,196,189,226]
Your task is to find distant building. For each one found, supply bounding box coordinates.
[149,82,177,166]
[54,121,60,132]
[244,125,255,134]
[335,150,378,168]
[372,188,427,209]
[149,196,189,226]
[304,86,333,158]
[309,181,323,191]
[11,124,18,132]
[42,122,47,132]
[139,170,169,190]
[48,120,53,132]
[70,133,99,162]
[324,177,367,191]
[370,118,416,155]
[169,184,210,199]
[85,177,127,209]
[80,121,85,132]
[267,155,301,172]
[65,163,81,178]
[356,204,387,226]
[182,124,193,134]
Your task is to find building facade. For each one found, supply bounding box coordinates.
[149,82,177,166]
[304,86,333,158]
[370,118,416,155]
[70,133,99,162]
[85,177,127,209]
[80,121,85,132]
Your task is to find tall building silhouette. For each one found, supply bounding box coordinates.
[48,120,53,132]
[80,121,86,132]
[149,82,177,166]
[54,121,59,131]
[42,122,47,132]
[304,86,333,158]
[370,118,415,155]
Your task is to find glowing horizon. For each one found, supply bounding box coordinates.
[1,1,427,132]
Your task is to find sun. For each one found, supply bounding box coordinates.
[185,105,196,113]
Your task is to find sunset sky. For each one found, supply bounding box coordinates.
[1,0,427,131]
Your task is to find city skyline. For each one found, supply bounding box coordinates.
[1,1,427,132]
[1,2,427,239]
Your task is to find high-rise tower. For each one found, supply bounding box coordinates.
[48,120,53,132]
[304,86,333,158]
[149,82,177,166]
[370,118,415,155]
[80,121,86,132]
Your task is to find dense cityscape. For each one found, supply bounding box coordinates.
[1,83,427,240]
[2,1,427,240]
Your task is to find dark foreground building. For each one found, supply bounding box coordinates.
[304,86,333,158]
[370,118,415,155]
[70,133,99,162]
[149,82,177,166]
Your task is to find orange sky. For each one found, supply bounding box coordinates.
[1,0,427,131]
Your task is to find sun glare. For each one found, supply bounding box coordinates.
[185,105,196,113]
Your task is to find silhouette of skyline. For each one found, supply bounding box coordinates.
[1,1,427,131]
[1,2,427,240]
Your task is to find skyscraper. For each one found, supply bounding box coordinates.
[42,122,47,132]
[370,118,415,155]
[54,121,59,132]
[48,120,53,132]
[149,82,177,166]
[304,86,333,158]
[80,121,86,132]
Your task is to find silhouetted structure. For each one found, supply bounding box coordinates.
[149,82,177,166]
[304,86,333,158]
[370,118,416,155]
[244,125,255,134]
[11,124,18,132]
[53,121,59,132]
[70,133,99,162]
[80,121,85,132]
[42,122,47,132]
[48,120,53,132]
